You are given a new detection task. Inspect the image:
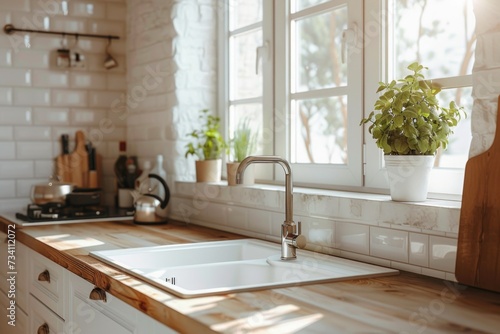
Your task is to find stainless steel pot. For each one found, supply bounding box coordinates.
[31,180,74,205]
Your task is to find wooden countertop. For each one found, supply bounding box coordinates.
[2,217,500,333]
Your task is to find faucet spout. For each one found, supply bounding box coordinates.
[236,156,306,260]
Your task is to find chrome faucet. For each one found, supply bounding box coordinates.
[236,156,306,260]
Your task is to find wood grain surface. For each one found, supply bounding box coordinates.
[2,217,500,333]
[69,130,88,188]
[456,95,500,293]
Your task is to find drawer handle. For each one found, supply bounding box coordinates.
[89,287,107,302]
[38,270,50,283]
[37,322,49,334]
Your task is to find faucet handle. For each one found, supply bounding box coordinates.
[293,221,306,249]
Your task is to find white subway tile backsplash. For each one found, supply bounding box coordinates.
[0,68,31,86]
[421,268,446,280]
[0,180,16,198]
[89,90,122,108]
[0,107,32,125]
[70,108,100,125]
[107,74,127,90]
[0,161,34,178]
[32,70,69,87]
[16,141,52,159]
[0,0,30,11]
[0,142,15,159]
[33,108,69,125]
[14,126,51,140]
[51,89,88,107]
[390,261,422,275]
[336,221,369,255]
[0,126,13,140]
[70,1,106,18]
[70,72,107,89]
[106,3,127,21]
[0,87,13,105]
[16,178,45,197]
[370,226,408,263]
[51,16,87,33]
[12,50,51,69]
[429,236,457,273]
[0,47,12,66]
[247,208,272,234]
[409,233,429,267]
[88,20,125,37]
[14,88,51,106]
[35,160,54,178]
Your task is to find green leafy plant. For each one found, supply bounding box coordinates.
[185,109,227,160]
[231,119,257,162]
[360,62,465,155]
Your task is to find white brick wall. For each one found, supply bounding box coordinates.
[0,0,127,210]
[126,0,217,185]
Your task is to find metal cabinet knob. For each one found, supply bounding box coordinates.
[38,270,50,283]
[89,287,107,302]
[37,322,49,334]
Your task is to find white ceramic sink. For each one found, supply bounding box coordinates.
[90,239,398,298]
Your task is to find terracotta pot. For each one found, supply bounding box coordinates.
[195,159,222,182]
[384,155,434,201]
[227,162,254,186]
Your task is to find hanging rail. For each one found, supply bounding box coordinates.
[3,24,120,40]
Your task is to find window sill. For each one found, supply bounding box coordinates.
[172,181,460,236]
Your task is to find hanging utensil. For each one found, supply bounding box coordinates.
[104,37,118,69]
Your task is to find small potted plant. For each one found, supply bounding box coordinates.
[185,109,227,182]
[360,62,464,201]
[227,118,257,185]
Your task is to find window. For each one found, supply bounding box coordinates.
[221,0,475,197]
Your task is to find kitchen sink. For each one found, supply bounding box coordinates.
[90,239,398,298]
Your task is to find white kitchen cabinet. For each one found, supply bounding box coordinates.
[68,270,178,334]
[29,294,65,334]
[0,229,29,332]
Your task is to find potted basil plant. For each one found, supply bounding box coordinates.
[227,118,257,186]
[360,62,464,201]
[185,109,227,182]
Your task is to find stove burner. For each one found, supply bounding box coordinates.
[24,204,108,221]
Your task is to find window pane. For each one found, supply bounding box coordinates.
[293,0,331,12]
[435,87,472,169]
[291,96,348,164]
[229,0,262,31]
[293,6,348,92]
[230,30,263,100]
[393,0,475,79]
[229,104,264,158]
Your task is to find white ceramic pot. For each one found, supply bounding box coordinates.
[226,162,254,186]
[195,159,222,182]
[384,155,435,202]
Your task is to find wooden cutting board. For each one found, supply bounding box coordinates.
[69,131,88,188]
[456,95,500,293]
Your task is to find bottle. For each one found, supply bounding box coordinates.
[150,155,167,198]
[114,141,128,207]
[135,160,152,193]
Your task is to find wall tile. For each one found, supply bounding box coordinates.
[33,107,69,125]
[32,69,69,87]
[106,3,127,21]
[88,20,125,37]
[421,268,446,280]
[0,142,15,159]
[0,161,34,178]
[429,236,457,273]
[107,73,127,90]
[0,47,12,66]
[70,1,106,18]
[0,68,31,86]
[0,107,32,125]
[50,16,87,33]
[0,180,16,198]
[14,88,50,106]
[370,226,408,263]
[0,126,14,140]
[14,126,51,140]
[12,50,50,69]
[70,72,107,89]
[16,141,52,159]
[305,217,335,248]
[335,221,369,255]
[89,90,122,108]
[409,233,429,267]
[51,89,88,107]
[0,0,30,11]
[16,178,45,197]
[34,160,54,178]
[0,87,13,105]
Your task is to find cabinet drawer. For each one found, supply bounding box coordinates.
[28,249,67,319]
[29,294,65,334]
[69,271,140,334]
[0,287,28,334]
[0,232,28,313]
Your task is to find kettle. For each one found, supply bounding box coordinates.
[133,174,170,225]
